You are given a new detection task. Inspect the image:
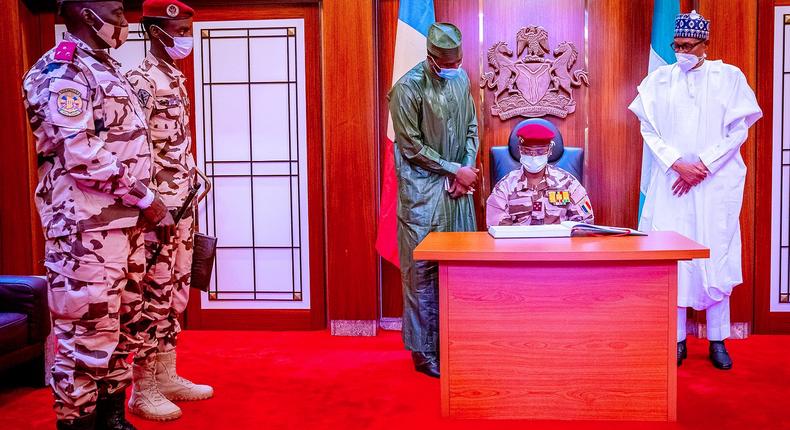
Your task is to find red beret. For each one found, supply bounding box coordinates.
[516,123,555,147]
[142,0,195,19]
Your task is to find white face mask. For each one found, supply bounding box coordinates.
[84,9,128,49]
[153,25,194,60]
[520,154,548,173]
[675,52,704,73]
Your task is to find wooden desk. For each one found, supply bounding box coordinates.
[413,231,709,421]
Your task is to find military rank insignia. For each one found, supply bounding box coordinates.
[532,201,542,212]
[56,88,84,117]
[53,41,76,62]
[548,190,571,205]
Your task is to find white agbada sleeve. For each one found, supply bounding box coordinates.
[698,71,763,173]
[629,84,683,172]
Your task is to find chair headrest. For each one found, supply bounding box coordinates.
[508,118,565,163]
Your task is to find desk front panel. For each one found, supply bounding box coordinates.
[440,259,677,421]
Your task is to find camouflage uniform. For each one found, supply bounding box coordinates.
[486,165,594,227]
[126,53,196,362]
[22,34,153,420]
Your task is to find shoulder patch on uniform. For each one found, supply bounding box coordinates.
[56,88,84,117]
[54,41,77,62]
[136,88,152,107]
[579,196,593,216]
[49,78,88,119]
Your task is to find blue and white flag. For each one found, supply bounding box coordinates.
[639,0,680,219]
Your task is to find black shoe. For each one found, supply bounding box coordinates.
[57,414,96,430]
[709,341,733,370]
[677,340,687,366]
[95,391,136,430]
[412,351,440,378]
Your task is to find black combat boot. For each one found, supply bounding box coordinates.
[56,413,96,430]
[95,391,136,430]
[412,351,440,378]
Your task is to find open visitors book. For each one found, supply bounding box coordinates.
[488,221,647,239]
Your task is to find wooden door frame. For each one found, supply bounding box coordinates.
[177,4,326,330]
[755,0,790,333]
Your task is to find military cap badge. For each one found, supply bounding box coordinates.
[167,4,180,17]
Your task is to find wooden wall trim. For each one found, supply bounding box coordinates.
[696,0,759,324]
[755,0,790,333]
[0,0,40,275]
[376,0,402,318]
[322,0,379,321]
[177,4,327,330]
[587,0,651,230]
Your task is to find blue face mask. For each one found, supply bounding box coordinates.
[438,68,462,80]
[429,56,463,80]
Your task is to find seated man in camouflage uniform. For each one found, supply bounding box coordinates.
[22,1,174,429]
[486,123,594,227]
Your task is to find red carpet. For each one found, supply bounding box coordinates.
[1,330,789,429]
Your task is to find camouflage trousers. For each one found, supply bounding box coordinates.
[133,213,193,363]
[44,227,145,420]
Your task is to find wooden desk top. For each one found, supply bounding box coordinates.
[413,231,709,262]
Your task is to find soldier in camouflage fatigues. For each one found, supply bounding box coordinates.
[22,1,174,429]
[486,124,594,227]
[126,39,196,363]
[123,0,213,422]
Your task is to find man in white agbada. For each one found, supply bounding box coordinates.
[629,10,762,370]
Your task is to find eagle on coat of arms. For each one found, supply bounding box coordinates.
[480,26,589,120]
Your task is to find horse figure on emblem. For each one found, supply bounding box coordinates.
[481,41,518,104]
[550,41,589,98]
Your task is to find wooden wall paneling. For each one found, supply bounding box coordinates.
[680,0,696,14]
[755,0,790,333]
[479,0,588,149]
[182,4,326,330]
[435,0,484,226]
[376,0,403,319]
[323,0,379,322]
[697,0,758,325]
[587,0,652,229]
[0,0,41,276]
[21,5,51,278]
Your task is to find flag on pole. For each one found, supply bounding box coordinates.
[639,0,680,220]
[375,0,435,268]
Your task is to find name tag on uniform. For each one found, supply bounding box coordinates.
[157,95,181,108]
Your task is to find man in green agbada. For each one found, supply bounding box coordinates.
[388,22,480,378]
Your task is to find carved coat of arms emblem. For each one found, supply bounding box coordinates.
[480,26,589,120]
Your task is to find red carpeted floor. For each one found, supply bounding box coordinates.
[1,330,789,430]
